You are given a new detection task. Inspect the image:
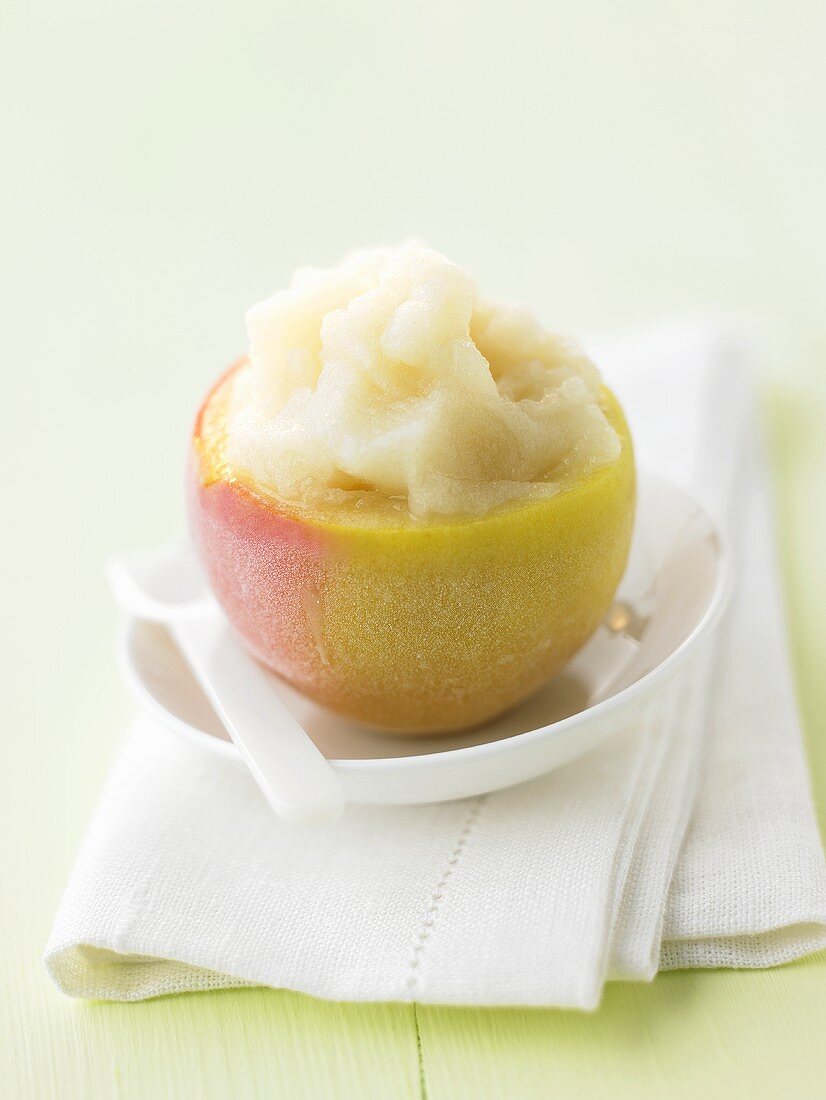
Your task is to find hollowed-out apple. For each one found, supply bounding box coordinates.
[189,360,635,733]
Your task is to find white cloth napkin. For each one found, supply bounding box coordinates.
[44,323,826,1009]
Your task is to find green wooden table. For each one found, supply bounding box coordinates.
[2,1,825,1095]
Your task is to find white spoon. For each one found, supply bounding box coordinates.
[107,545,345,825]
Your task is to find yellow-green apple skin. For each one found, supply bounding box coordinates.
[189,360,636,733]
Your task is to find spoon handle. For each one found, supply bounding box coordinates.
[170,613,345,825]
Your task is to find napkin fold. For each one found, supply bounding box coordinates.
[45,323,826,1009]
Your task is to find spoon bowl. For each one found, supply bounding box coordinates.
[118,473,731,807]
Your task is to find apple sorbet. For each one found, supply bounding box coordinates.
[226,244,621,520]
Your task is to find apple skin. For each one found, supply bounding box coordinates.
[188,361,636,733]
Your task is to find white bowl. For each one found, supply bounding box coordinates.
[118,473,730,806]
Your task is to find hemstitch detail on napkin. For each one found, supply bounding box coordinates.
[406,795,488,998]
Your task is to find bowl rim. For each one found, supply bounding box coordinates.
[118,472,732,775]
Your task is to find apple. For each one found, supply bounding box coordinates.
[189,360,635,733]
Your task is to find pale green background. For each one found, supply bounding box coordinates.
[2,1,826,1096]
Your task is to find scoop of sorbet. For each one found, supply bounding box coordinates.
[226,244,621,519]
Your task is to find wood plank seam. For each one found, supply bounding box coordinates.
[412,1001,429,1100]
